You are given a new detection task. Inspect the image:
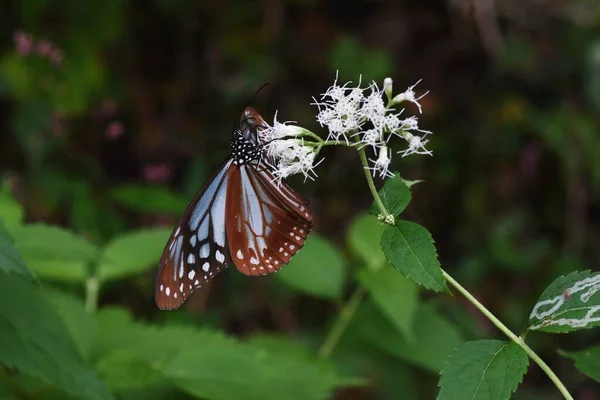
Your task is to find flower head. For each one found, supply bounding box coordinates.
[259,111,307,142]
[259,115,321,184]
[391,79,428,114]
[312,75,365,143]
[367,146,394,178]
[398,132,432,157]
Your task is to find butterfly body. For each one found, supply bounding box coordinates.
[155,107,312,310]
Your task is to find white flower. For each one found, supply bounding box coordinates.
[312,75,366,143]
[359,82,386,127]
[383,77,393,99]
[259,112,307,142]
[393,116,431,137]
[263,138,320,183]
[391,79,428,113]
[358,127,383,149]
[367,146,394,178]
[398,132,432,157]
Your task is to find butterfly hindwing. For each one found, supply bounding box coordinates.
[155,159,234,310]
[225,164,312,276]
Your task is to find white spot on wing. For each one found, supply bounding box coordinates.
[200,243,210,258]
[216,250,225,263]
[202,262,210,272]
[236,249,244,259]
[188,270,196,280]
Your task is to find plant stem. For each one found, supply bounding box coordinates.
[442,270,574,400]
[318,286,366,359]
[85,276,99,313]
[355,138,391,219]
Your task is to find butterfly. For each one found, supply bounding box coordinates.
[155,107,313,309]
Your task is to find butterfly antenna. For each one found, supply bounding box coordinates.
[232,83,271,132]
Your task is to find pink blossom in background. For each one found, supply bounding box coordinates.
[36,39,53,56]
[13,31,33,56]
[105,121,125,140]
[13,31,65,67]
[143,163,171,183]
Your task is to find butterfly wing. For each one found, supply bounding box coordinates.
[155,159,234,310]
[225,164,312,275]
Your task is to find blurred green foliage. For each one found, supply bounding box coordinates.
[2,0,600,398]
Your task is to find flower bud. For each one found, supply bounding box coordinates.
[383,77,393,100]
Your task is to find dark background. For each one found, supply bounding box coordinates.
[1,0,600,398]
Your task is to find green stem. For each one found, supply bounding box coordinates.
[442,270,573,400]
[355,137,390,219]
[85,276,99,313]
[318,286,366,359]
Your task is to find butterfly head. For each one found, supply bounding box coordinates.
[231,107,266,166]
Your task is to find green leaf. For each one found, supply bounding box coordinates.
[0,221,34,280]
[350,301,463,372]
[94,309,349,400]
[111,184,189,215]
[560,346,600,383]
[0,274,112,400]
[369,174,411,217]
[528,270,600,333]
[95,349,163,391]
[348,213,386,270]
[165,333,345,400]
[438,340,529,400]
[97,228,171,282]
[44,289,97,360]
[277,235,345,300]
[381,221,447,292]
[0,187,24,228]
[11,224,98,282]
[358,266,419,341]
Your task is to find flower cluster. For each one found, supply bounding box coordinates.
[13,30,64,67]
[313,76,432,178]
[259,114,321,183]
[258,75,433,183]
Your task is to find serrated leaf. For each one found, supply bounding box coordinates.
[11,224,99,282]
[358,266,419,341]
[44,289,97,360]
[0,187,24,228]
[560,346,600,383]
[438,340,529,400]
[94,309,349,400]
[97,228,171,282]
[111,184,189,215]
[165,335,344,400]
[0,221,34,280]
[348,213,386,270]
[277,235,345,300]
[528,270,600,333]
[350,301,463,372]
[0,274,112,400]
[381,221,447,292]
[369,174,411,216]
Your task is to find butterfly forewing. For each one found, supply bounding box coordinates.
[155,159,234,310]
[225,164,312,276]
